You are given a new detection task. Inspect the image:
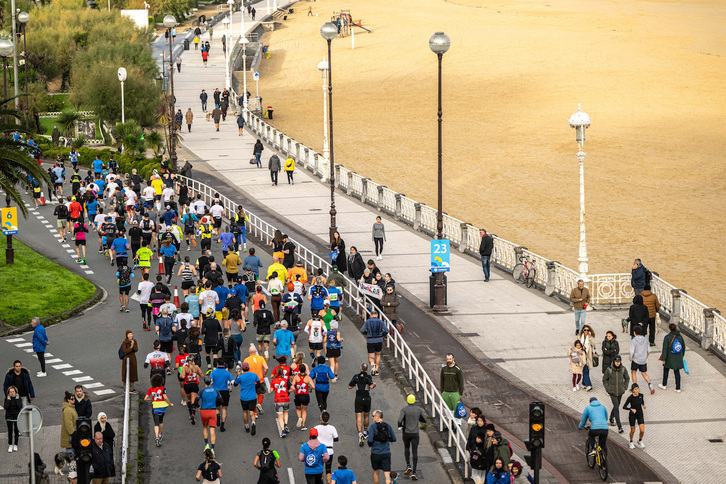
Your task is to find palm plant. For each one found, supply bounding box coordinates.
[57,109,80,140]
[0,100,51,217]
[145,131,163,157]
[111,120,145,156]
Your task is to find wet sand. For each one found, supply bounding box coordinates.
[253,0,726,309]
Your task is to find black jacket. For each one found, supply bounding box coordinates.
[91,442,115,478]
[601,338,620,374]
[3,368,35,398]
[479,234,493,256]
[253,140,264,154]
[4,395,22,421]
[217,336,236,362]
[347,252,365,281]
[466,424,487,453]
[75,393,93,419]
[628,295,650,336]
[94,421,116,451]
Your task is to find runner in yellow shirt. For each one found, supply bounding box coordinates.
[135,241,155,276]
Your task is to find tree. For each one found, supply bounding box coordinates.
[0,100,50,217]
[145,130,163,157]
[57,109,80,139]
[111,120,145,155]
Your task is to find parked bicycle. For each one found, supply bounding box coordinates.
[513,255,536,288]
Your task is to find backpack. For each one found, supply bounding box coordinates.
[118,345,124,359]
[143,219,152,231]
[258,449,275,470]
[570,349,581,364]
[644,269,652,285]
[374,422,390,443]
[671,336,683,354]
[119,267,132,286]
[184,215,194,228]
[56,205,68,219]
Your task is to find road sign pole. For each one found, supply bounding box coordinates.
[28,411,35,484]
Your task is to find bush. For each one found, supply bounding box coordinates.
[43,147,161,180]
[44,95,65,112]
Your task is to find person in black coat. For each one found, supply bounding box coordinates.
[628,295,649,337]
[91,432,115,480]
[94,412,115,453]
[347,246,365,282]
[74,385,93,419]
[331,232,347,273]
[4,387,23,450]
[466,414,487,453]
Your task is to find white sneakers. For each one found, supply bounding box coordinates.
[658,384,666,390]
[629,442,635,449]
[573,385,579,392]
[7,445,12,453]
[377,255,382,260]
[36,372,46,378]
[636,441,645,449]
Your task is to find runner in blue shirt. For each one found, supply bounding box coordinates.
[210,360,234,432]
[234,362,260,435]
[309,357,336,412]
[273,321,296,362]
[86,199,98,219]
[299,428,329,481]
[218,228,236,256]
[331,456,357,484]
[92,156,104,175]
[309,279,329,317]
[327,284,342,319]
[213,283,230,320]
[112,236,130,267]
[94,178,105,194]
[197,376,222,451]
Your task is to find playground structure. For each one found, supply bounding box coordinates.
[331,10,371,37]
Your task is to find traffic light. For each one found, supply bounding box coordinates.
[529,401,545,448]
[76,417,93,462]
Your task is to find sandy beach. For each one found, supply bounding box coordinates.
[251,0,726,309]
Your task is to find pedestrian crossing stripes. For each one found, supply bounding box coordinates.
[84,382,105,389]
[6,338,24,343]
[72,376,94,382]
[14,342,32,347]
[45,358,63,364]
[52,364,73,369]
[94,389,116,396]
[63,370,83,376]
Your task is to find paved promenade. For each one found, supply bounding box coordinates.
[172,12,726,483]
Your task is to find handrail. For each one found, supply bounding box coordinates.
[175,175,471,477]
[120,358,130,484]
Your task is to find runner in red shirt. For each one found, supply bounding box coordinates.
[181,357,204,425]
[143,374,173,447]
[69,197,83,222]
[272,356,292,383]
[291,363,315,431]
[174,351,190,405]
[271,366,291,438]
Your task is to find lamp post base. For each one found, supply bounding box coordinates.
[6,235,14,265]
[433,272,447,313]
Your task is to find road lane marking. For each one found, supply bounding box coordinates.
[6,338,25,343]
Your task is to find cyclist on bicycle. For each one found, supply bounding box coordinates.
[579,396,609,456]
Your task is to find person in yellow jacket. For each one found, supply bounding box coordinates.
[266,256,287,284]
[198,217,213,253]
[284,156,295,185]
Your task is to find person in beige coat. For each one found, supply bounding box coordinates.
[640,283,661,346]
[185,108,194,133]
[569,340,586,391]
[578,325,598,391]
[61,391,78,451]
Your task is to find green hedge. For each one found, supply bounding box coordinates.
[43,147,161,180]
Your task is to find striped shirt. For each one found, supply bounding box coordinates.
[180,264,195,281]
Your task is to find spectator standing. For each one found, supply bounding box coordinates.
[640,284,661,347]
[630,259,649,296]
[3,361,35,405]
[397,394,426,480]
[440,353,464,411]
[330,232,347,273]
[347,247,365,281]
[121,330,139,394]
[31,317,48,377]
[577,325,597,391]
[367,410,396,484]
[478,228,493,281]
[74,385,93,419]
[601,355,628,433]
[601,331,619,375]
[569,279,590,335]
[628,295,649,337]
[60,391,77,452]
[658,323,685,392]
[91,431,115,484]
[94,412,115,453]
[372,216,386,260]
[4,386,22,452]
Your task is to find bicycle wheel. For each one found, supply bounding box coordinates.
[526,268,537,288]
[586,440,596,469]
[598,452,608,480]
[512,264,525,283]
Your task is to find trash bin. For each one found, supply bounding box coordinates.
[267,106,274,120]
[429,272,448,308]
[184,38,190,50]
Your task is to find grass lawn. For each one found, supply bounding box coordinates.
[0,237,96,326]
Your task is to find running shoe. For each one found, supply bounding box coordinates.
[629,442,635,449]
[411,472,418,481]
[281,430,287,438]
[191,416,196,425]
[284,425,289,433]
[125,307,130,313]
[155,438,160,448]
[245,425,250,433]
[204,444,210,450]
[159,433,163,442]
[120,305,125,312]
[301,426,307,431]
[256,403,264,414]
[296,417,303,429]
[405,467,412,476]
[251,422,256,436]
[636,441,645,448]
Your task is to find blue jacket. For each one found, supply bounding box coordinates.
[3,368,35,398]
[360,318,388,343]
[309,365,335,392]
[367,421,396,454]
[243,255,263,276]
[32,325,48,352]
[486,470,511,484]
[578,400,609,430]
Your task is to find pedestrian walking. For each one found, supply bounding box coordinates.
[658,323,685,392]
[252,7,256,20]
[601,331,619,374]
[268,152,281,186]
[61,391,77,452]
[300,428,330,484]
[569,279,590,334]
[254,437,281,483]
[211,105,222,131]
[121,330,139,394]
[196,448,222,483]
[602,355,628,433]
[630,258,649,296]
[4,386,22,452]
[186,108,194,132]
[629,326,655,394]
[200,90,208,112]
[568,340,585,391]
[640,284,661,346]
[477,228,493,281]
[623,383,646,449]
[176,54,182,73]
[194,35,200,50]
[237,112,246,136]
[201,49,209,67]
[91,431,115,483]
[372,216,386,260]
[31,317,48,377]
[577,325,598,391]
[347,247,365,281]
[627,294,649,337]
[314,411,339,483]
[284,156,295,184]
[440,352,464,411]
[253,139,264,167]
[94,412,115,453]
[220,96,229,121]
[360,310,388,376]
[367,410,396,484]
[398,394,426,480]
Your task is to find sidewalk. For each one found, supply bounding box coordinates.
[173,15,726,483]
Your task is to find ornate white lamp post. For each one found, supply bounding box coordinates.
[317,58,329,162]
[568,104,592,281]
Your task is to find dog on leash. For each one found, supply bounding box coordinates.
[206,113,211,122]
[53,452,75,475]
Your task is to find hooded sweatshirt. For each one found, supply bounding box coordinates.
[299,438,329,475]
[398,403,426,434]
[578,400,609,430]
[630,335,650,365]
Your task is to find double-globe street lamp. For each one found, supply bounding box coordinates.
[18,11,29,129]
[163,15,178,171]
[568,104,592,281]
[429,31,450,313]
[320,22,337,243]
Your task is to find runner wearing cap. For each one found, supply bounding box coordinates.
[299,427,330,484]
[234,361,260,435]
[398,394,426,480]
[199,217,214,253]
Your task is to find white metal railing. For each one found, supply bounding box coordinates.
[175,175,470,476]
[121,358,130,484]
[714,313,726,355]
[233,110,724,356]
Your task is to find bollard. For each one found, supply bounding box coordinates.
[545,261,558,296]
[335,165,342,189]
[377,185,386,212]
[295,142,301,160]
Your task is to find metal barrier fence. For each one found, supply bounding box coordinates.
[120,358,130,484]
[175,175,471,476]
[229,109,725,358]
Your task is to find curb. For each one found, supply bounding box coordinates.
[381,353,465,484]
[0,284,105,337]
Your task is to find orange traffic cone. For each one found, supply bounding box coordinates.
[40,191,46,206]
[173,285,180,306]
[158,257,165,274]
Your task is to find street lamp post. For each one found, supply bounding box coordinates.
[429,31,450,313]
[568,104,592,281]
[1,38,16,264]
[18,11,28,129]
[317,58,329,161]
[163,15,178,171]
[223,17,231,89]
[320,22,338,243]
[11,0,19,111]
[239,37,249,111]
[118,67,127,123]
